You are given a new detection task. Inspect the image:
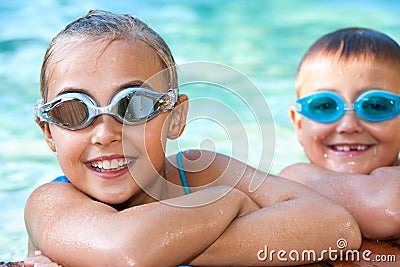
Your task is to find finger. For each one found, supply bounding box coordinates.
[24,255,54,265]
[34,250,44,256]
[34,263,61,267]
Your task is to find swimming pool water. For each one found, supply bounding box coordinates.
[1,0,399,261]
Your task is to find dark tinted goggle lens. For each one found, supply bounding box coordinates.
[117,94,159,122]
[48,99,89,128]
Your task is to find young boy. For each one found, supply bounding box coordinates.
[279,27,400,240]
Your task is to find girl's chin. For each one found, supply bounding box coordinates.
[88,190,134,206]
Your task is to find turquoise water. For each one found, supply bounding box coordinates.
[1,0,400,261]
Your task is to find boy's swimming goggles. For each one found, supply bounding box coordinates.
[295,90,400,123]
[33,86,178,130]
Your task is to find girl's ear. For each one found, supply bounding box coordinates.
[289,105,303,146]
[167,94,189,139]
[36,117,57,152]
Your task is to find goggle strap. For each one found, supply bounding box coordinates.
[33,99,51,122]
[33,99,43,118]
[294,103,302,112]
[160,88,178,111]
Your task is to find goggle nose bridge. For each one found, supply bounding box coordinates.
[88,102,121,118]
[343,103,356,113]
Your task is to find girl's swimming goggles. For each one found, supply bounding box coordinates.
[295,90,400,123]
[34,86,178,130]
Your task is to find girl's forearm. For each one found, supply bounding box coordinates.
[25,183,257,267]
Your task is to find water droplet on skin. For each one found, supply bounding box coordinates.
[323,154,328,158]
[373,146,378,155]
[385,209,396,217]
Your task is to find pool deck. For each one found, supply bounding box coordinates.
[1,239,399,266]
[0,262,23,267]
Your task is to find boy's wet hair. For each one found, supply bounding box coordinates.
[300,27,400,64]
[40,10,177,100]
[295,27,400,93]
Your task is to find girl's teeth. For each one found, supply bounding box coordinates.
[91,159,131,172]
[110,159,119,169]
[103,160,111,169]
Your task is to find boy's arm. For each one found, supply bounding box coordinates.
[25,183,256,267]
[279,162,400,240]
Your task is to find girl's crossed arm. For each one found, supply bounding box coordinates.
[170,151,362,265]
[25,183,257,267]
[25,151,362,266]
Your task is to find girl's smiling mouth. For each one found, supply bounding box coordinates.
[91,158,132,172]
[86,156,136,178]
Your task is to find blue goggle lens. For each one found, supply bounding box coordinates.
[308,97,339,117]
[358,95,397,121]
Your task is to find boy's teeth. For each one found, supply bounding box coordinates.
[91,158,131,172]
[334,145,367,151]
[338,145,350,152]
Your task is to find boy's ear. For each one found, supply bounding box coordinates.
[167,94,189,139]
[289,106,303,146]
[36,117,57,152]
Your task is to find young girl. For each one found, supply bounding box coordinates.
[24,10,361,266]
[279,27,400,240]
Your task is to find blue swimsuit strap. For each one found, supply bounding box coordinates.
[51,175,71,183]
[176,151,191,195]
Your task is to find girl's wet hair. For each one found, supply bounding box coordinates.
[295,27,400,92]
[40,10,177,100]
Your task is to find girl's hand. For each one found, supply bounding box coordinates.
[24,250,61,267]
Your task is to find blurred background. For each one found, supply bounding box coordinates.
[1,0,399,261]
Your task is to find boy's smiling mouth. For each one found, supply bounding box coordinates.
[327,144,374,153]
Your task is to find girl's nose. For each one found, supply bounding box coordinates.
[335,111,364,134]
[90,115,122,146]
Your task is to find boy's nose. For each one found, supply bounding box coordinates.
[335,111,363,134]
[90,115,122,146]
